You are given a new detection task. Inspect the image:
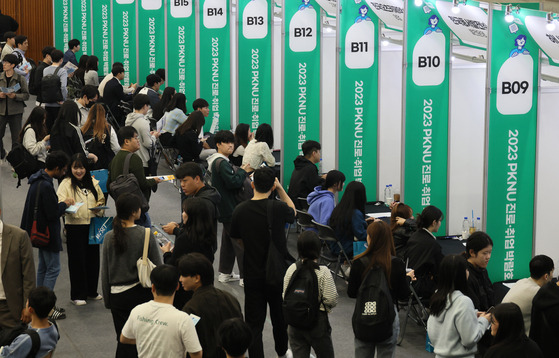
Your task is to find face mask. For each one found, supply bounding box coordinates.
[86,101,96,108]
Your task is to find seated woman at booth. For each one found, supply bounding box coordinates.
[242,123,275,170]
[231,123,252,167]
[307,170,345,226]
[464,231,495,311]
[174,111,207,163]
[390,202,416,258]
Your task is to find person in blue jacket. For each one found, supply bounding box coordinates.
[307,170,345,227]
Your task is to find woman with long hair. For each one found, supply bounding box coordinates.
[81,103,119,169]
[485,303,542,358]
[19,106,50,166]
[73,55,89,85]
[464,231,495,311]
[174,111,207,162]
[152,86,175,121]
[159,92,188,146]
[348,221,414,357]
[84,55,99,86]
[102,193,163,357]
[329,181,370,258]
[242,123,275,170]
[427,254,491,357]
[57,153,105,305]
[231,123,252,167]
[390,202,416,257]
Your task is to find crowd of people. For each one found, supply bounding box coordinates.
[0,32,557,358]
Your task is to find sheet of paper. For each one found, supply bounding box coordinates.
[146,175,175,181]
[366,212,391,219]
[65,202,84,214]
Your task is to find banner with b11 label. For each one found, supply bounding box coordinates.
[485,8,539,282]
[167,0,196,100]
[138,0,165,80]
[283,0,321,185]
[92,0,112,76]
[238,0,272,130]
[113,0,137,86]
[72,0,92,57]
[200,0,231,133]
[403,0,450,234]
[54,0,71,52]
[339,0,379,199]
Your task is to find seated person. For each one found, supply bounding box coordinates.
[464,231,495,311]
[502,255,554,335]
[307,170,345,227]
[403,205,444,299]
[0,287,60,358]
[242,123,275,170]
[530,276,559,357]
[137,74,162,109]
[231,123,251,167]
[390,202,416,258]
[288,140,325,209]
[218,318,252,358]
[174,111,208,163]
[159,92,187,147]
[179,253,243,358]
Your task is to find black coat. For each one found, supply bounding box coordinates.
[530,281,559,357]
[465,261,494,311]
[287,156,323,209]
[403,229,443,298]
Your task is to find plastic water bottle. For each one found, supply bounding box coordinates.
[475,217,481,232]
[462,217,471,240]
[384,185,393,206]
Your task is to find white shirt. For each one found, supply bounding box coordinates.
[121,300,202,358]
[75,99,90,127]
[0,220,5,300]
[502,277,541,334]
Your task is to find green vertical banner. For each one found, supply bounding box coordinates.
[72,0,92,57]
[238,0,272,130]
[403,0,450,233]
[283,0,321,185]
[54,0,71,52]
[200,0,232,133]
[92,0,112,76]
[138,0,165,80]
[485,8,539,281]
[113,0,137,86]
[168,0,197,100]
[338,1,379,199]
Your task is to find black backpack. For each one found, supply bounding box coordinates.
[27,60,39,95]
[282,260,322,329]
[209,158,253,203]
[7,128,41,187]
[352,260,395,343]
[0,322,41,358]
[108,152,150,212]
[41,67,63,103]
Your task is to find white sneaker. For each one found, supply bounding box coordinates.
[277,349,293,358]
[239,279,244,287]
[218,273,240,283]
[71,300,87,306]
[88,294,103,300]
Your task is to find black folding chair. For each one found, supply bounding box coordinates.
[296,210,316,231]
[312,220,352,281]
[397,280,430,345]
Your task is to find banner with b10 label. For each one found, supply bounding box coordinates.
[339,0,379,199]
[167,0,196,100]
[92,0,112,76]
[283,0,321,185]
[403,0,450,234]
[138,0,165,80]
[200,0,231,133]
[113,0,137,86]
[54,0,71,52]
[238,0,272,130]
[485,8,539,282]
[72,0,92,58]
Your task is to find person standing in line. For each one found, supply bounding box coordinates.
[63,39,80,67]
[20,106,50,168]
[84,55,100,86]
[0,32,16,62]
[34,46,55,104]
[12,35,31,83]
[42,49,68,132]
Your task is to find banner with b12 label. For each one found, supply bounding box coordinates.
[54,0,71,52]
[283,0,321,185]
[138,0,165,80]
[92,0,112,76]
[72,0,92,58]
[238,0,272,130]
[167,0,196,100]
[113,0,137,86]
[403,0,450,234]
[200,0,231,133]
[485,8,539,282]
[339,0,379,199]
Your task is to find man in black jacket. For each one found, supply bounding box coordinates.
[103,65,132,125]
[530,279,559,357]
[33,46,55,103]
[287,140,325,209]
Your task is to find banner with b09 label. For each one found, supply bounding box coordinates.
[54,0,71,52]
[200,0,232,133]
[72,0,92,57]
[485,8,539,282]
[113,0,137,86]
[138,0,165,79]
[238,0,272,130]
[283,0,321,186]
[338,0,379,199]
[403,0,450,234]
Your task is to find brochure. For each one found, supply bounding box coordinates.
[0,83,21,93]
[63,61,78,74]
[146,175,175,181]
[65,202,84,214]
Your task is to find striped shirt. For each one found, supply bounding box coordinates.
[283,263,339,313]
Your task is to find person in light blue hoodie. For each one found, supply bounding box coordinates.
[307,170,345,227]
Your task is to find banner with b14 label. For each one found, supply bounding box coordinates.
[113,0,137,86]
[72,0,92,58]
[138,0,165,80]
[485,8,539,282]
[403,0,450,234]
[92,0,112,76]
[54,0,71,52]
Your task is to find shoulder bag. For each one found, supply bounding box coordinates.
[137,228,156,288]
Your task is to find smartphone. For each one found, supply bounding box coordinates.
[486,306,495,314]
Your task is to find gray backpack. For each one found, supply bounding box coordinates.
[109,153,150,212]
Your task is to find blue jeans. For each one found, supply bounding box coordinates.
[354,306,400,358]
[37,249,61,290]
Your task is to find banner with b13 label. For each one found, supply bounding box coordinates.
[138,0,165,80]
[200,0,231,133]
[485,8,539,282]
[113,0,137,86]
[54,0,71,52]
[238,0,272,130]
[72,0,92,58]
[338,0,379,199]
[92,0,112,76]
[403,0,450,234]
[283,0,321,186]
[167,0,196,100]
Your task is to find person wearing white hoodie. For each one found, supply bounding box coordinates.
[125,94,160,176]
[427,254,491,358]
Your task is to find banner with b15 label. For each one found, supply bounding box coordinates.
[92,0,112,76]
[167,0,196,100]
[485,8,539,282]
[138,0,165,80]
[283,0,321,186]
[403,0,450,234]
[72,0,92,58]
[339,0,379,199]
[54,0,71,52]
[113,0,137,86]
[238,0,272,130]
[200,0,231,133]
